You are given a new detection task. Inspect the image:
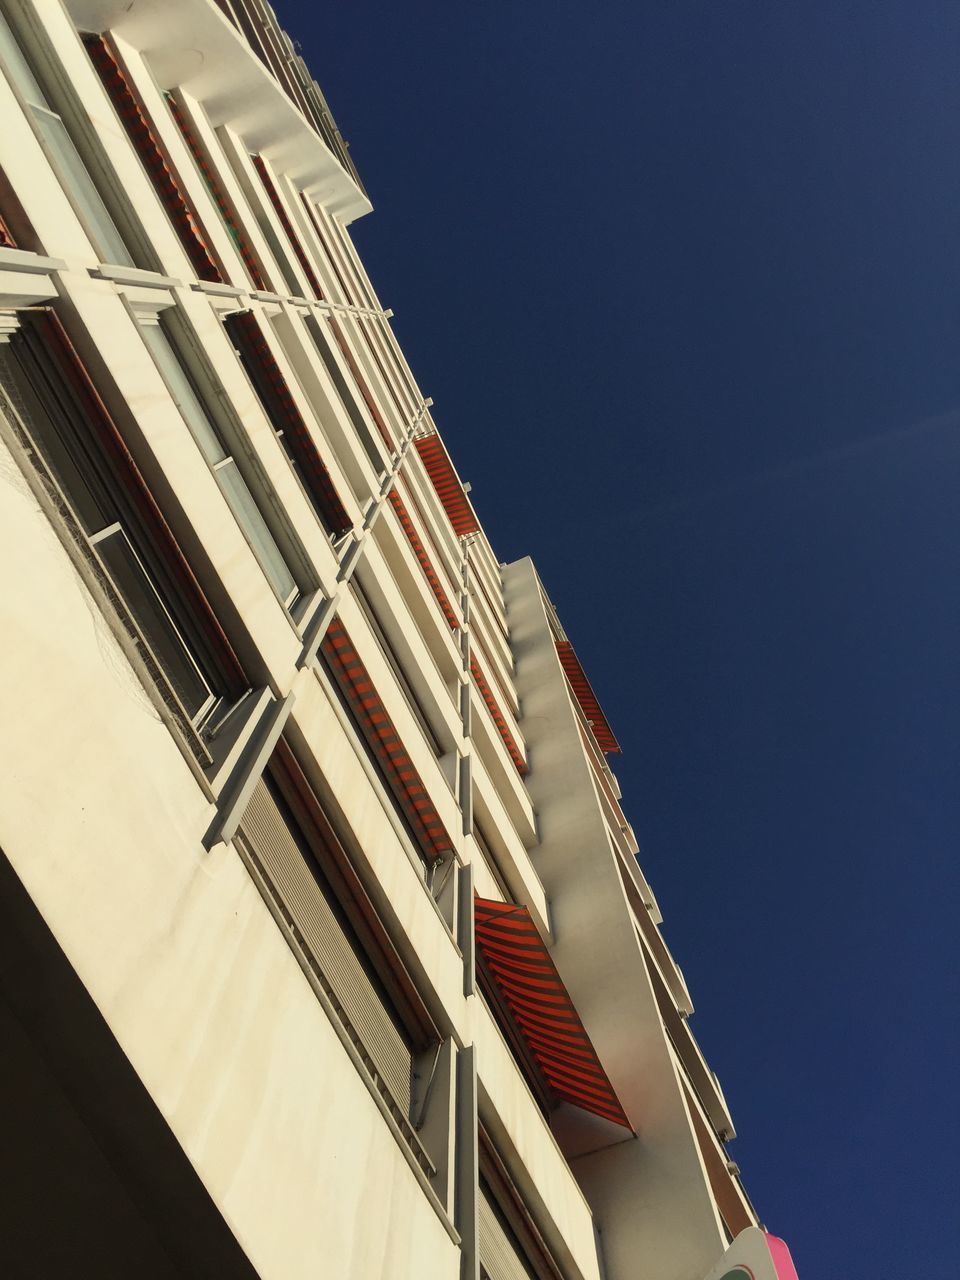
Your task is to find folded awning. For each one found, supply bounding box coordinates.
[474,897,631,1129]
[414,431,480,537]
[555,640,621,754]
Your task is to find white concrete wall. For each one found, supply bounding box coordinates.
[471,1000,602,1280]
[0,432,458,1279]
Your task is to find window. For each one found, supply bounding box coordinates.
[224,310,352,539]
[0,11,133,266]
[0,310,246,732]
[480,1180,538,1280]
[139,317,304,609]
[302,313,389,474]
[478,1128,566,1280]
[234,744,439,1173]
[164,92,268,292]
[351,575,445,759]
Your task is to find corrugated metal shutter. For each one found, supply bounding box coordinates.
[239,777,413,1114]
[479,1184,536,1280]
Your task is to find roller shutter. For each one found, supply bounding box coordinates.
[479,1182,537,1280]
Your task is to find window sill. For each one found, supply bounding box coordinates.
[0,251,65,311]
[190,279,245,298]
[91,263,184,289]
[0,248,67,275]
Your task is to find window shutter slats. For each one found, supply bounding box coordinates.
[84,36,223,284]
[479,1186,537,1280]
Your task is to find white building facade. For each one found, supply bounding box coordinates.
[0,3,798,1278]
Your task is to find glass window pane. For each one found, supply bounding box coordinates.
[96,527,212,719]
[140,324,227,464]
[0,11,46,106]
[29,106,134,267]
[216,458,297,604]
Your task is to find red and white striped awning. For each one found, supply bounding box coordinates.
[474,897,630,1129]
[414,432,480,537]
[556,640,621,754]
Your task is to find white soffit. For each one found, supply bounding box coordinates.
[63,0,372,222]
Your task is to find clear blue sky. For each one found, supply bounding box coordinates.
[275,3,959,1275]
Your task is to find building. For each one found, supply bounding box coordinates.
[0,2,799,1278]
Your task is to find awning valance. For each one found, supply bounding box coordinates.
[414,431,480,537]
[555,640,621,754]
[474,897,630,1129]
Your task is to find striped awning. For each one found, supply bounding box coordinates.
[328,316,395,453]
[469,656,527,776]
[387,485,459,629]
[321,615,454,862]
[555,640,621,754]
[414,431,480,537]
[474,897,630,1129]
[85,36,222,285]
[0,209,16,249]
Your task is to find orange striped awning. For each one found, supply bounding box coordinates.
[322,616,453,862]
[469,657,527,776]
[387,486,459,629]
[414,432,479,537]
[474,897,630,1129]
[556,640,621,754]
[85,36,222,285]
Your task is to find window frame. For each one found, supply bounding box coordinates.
[0,7,138,268]
[0,309,249,746]
[137,306,315,615]
[232,742,443,1177]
